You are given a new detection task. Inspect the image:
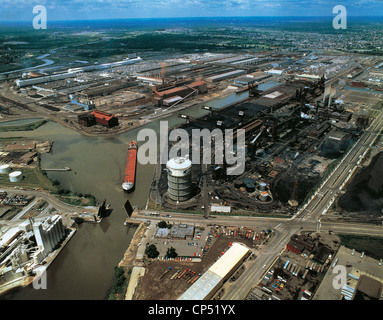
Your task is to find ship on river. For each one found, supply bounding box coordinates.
[122,141,137,192]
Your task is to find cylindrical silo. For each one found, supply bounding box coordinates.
[9,171,23,182]
[260,191,269,202]
[259,182,267,191]
[0,164,11,174]
[166,156,192,202]
[234,178,244,189]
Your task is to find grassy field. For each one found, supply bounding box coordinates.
[337,234,383,260]
[0,119,47,132]
[0,166,57,191]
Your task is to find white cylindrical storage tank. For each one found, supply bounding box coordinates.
[9,171,23,182]
[260,191,269,202]
[259,182,267,191]
[0,164,11,174]
[166,156,192,202]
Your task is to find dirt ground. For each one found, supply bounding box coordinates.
[135,235,254,300]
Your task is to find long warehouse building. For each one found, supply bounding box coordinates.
[15,72,78,88]
[205,69,246,83]
[178,242,250,300]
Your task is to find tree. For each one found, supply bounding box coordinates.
[145,244,159,259]
[111,267,126,294]
[166,247,178,259]
[158,220,167,228]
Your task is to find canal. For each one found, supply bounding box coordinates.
[0,91,248,299]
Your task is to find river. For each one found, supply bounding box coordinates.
[0,91,248,300]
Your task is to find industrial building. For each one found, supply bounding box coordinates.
[152,80,207,107]
[205,70,246,83]
[67,56,142,73]
[15,72,78,88]
[90,110,119,128]
[233,76,258,86]
[286,234,315,255]
[178,242,250,300]
[166,156,192,202]
[33,215,65,257]
[78,114,97,127]
[155,224,195,240]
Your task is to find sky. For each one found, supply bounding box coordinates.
[0,0,383,21]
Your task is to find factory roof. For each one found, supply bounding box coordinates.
[206,69,246,81]
[234,76,257,84]
[178,242,249,300]
[187,80,207,87]
[167,156,192,170]
[265,69,283,75]
[155,228,170,238]
[154,86,191,97]
[170,224,194,239]
[0,227,22,247]
[263,91,284,99]
[91,110,116,121]
[328,130,347,141]
[163,96,183,104]
[356,275,383,299]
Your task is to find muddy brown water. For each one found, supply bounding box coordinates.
[0,91,248,299]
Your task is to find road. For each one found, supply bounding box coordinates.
[0,188,97,227]
[221,109,383,299]
[133,107,383,300]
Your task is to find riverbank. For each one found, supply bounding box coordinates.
[116,216,148,300]
[47,88,239,138]
[0,119,48,132]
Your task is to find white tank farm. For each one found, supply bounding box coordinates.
[166,156,192,202]
[9,171,23,182]
[0,164,11,174]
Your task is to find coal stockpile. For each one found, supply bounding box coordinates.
[271,170,321,205]
[317,136,352,159]
[338,152,383,214]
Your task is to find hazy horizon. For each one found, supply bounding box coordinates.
[1,0,383,22]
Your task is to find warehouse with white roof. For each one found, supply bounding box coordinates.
[178,242,250,300]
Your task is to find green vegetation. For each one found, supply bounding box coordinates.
[72,217,84,225]
[145,244,159,259]
[157,220,172,229]
[0,119,47,132]
[0,166,57,191]
[55,190,97,206]
[45,175,97,206]
[108,266,131,300]
[337,234,383,260]
[165,247,178,259]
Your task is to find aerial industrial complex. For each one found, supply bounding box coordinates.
[0,14,383,303]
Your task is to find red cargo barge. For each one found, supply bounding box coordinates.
[122,141,137,192]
